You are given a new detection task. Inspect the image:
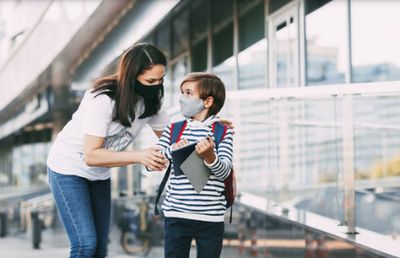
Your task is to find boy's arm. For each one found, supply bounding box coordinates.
[156,125,173,160]
[204,128,234,180]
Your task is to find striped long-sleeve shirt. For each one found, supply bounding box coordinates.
[157,115,234,222]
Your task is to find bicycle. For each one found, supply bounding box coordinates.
[117,195,163,256]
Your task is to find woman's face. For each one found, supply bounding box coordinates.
[137,64,165,86]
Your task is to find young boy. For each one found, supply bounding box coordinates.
[156,72,234,258]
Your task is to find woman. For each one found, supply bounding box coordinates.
[47,43,170,258]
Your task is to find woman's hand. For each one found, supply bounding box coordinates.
[172,138,189,150]
[219,118,234,129]
[139,147,168,171]
[196,136,216,164]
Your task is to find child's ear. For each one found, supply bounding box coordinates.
[204,96,214,109]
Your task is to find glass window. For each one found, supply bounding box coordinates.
[351,1,400,83]
[274,14,298,87]
[142,33,155,45]
[211,0,233,33]
[213,23,233,66]
[155,21,171,60]
[190,0,208,46]
[238,1,266,89]
[269,0,292,14]
[190,0,208,72]
[212,0,234,89]
[172,9,189,58]
[305,0,346,86]
[171,57,188,106]
[191,39,207,72]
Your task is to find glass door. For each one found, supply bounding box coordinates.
[269,1,300,88]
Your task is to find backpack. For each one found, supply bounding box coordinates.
[154,120,237,222]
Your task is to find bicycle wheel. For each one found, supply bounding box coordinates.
[120,231,151,256]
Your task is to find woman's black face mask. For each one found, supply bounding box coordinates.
[134,80,164,118]
[134,80,163,99]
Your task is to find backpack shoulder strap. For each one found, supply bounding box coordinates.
[170,120,187,144]
[154,120,187,216]
[212,122,228,147]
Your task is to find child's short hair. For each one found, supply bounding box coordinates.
[180,72,226,116]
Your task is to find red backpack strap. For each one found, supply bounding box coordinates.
[212,122,228,147]
[170,120,187,144]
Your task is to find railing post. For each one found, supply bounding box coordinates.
[342,94,357,234]
[0,209,7,237]
[31,210,42,249]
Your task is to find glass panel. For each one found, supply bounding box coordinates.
[305,0,346,85]
[354,95,400,236]
[191,0,208,45]
[238,1,266,89]
[191,38,207,72]
[211,0,234,88]
[172,9,189,57]
[155,22,171,60]
[190,0,208,72]
[275,17,298,87]
[351,1,400,83]
[171,57,188,107]
[238,39,267,89]
[222,96,344,223]
[270,3,299,89]
[238,1,265,52]
[213,20,234,89]
[213,22,233,67]
[211,0,233,32]
[213,56,235,91]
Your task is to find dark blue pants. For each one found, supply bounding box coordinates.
[48,168,111,258]
[164,217,224,258]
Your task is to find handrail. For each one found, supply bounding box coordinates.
[226,81,400,100]
[239,191,400,258]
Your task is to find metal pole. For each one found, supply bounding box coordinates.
[342,95,357,234]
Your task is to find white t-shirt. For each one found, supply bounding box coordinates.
[47,89,170,181]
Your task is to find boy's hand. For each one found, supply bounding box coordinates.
[196,136,216,164]
[172,138,189,150]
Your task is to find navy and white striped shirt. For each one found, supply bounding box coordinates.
[157,115,234,222]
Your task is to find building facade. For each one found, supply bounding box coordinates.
[1,0,400,255]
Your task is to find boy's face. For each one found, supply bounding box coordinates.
[180,81,214,120]
[181,81,201,99]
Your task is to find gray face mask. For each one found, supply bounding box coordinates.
[179,95,205,118]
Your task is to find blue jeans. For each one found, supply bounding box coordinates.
[48,168,111,258]
[164,217,224,258]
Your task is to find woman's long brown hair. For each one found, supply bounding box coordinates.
[91,43,167,127]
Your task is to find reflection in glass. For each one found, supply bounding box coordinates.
[190,0,208,72]
[353,95,400,236]
[305,0,346,85]
[212,0,234,89]
[238,1,266,89]
[172,9,189,58]
[213,56,234,90]
[277,18,296,87]
[351,1,400,82]
[223,96,344,224]
[156,22,171,60]
[238,40,267,89]
[171,58,188,107]
[272,9,298,88]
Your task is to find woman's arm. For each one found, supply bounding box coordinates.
[83,134,168,170]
